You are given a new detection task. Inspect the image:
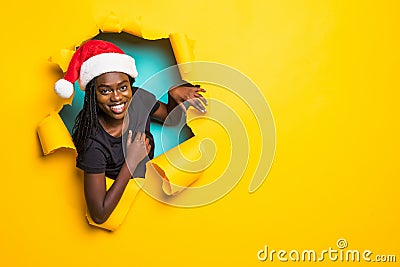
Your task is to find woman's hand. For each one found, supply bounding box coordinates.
[168,85,208,113]
[125,131,151,170]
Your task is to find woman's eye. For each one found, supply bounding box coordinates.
[101,89,111,94]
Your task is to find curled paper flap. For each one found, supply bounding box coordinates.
[37,112,75,155]
[86,177,144,231]
[97,12,124,33]
[140,21,169,40]
[123,17,143,38]
[151,135,208,195]
[49,49,75,73]
[169,33,195,78]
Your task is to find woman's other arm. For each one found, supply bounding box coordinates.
[84,132,150,224]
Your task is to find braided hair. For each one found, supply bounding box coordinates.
[72,78,98,155]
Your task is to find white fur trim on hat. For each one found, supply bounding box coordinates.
[54,79,74,98]
[79,53,138,90]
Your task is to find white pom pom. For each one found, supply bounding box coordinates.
[54,79,74,98]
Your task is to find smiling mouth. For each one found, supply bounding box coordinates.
[109,103,126,114]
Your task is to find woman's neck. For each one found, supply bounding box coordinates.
[98,113,124,137]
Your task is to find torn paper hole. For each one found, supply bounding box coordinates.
[37,13,202,231]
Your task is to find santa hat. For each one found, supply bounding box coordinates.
[54,40,138,98]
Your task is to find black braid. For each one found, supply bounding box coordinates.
[72,78,98,155]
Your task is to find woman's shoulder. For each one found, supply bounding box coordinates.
[132,86,156,98]
[130,87,158,110]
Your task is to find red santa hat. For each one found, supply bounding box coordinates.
[54,39,138,98]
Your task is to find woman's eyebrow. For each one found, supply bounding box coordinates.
[97,84,112,89]
[97,80,130,88]
[117,80,130,86]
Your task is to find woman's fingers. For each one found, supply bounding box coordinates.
[125,132,152,166]
[195,87,206,93]
[128,132,147,147]
[186,87,207,112]
[146,143,151,153]
[126,130,133,145]
[134,131,142,142]
[129,132,148,144]
[140,133,146,143]
[194,93,208,106]
[187,98,206,112]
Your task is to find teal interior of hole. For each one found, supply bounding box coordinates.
[59,32,194,157]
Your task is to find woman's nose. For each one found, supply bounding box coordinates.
[111,90,122,101]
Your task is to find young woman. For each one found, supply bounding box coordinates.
[54,40,207,224]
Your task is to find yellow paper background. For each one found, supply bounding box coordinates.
[1,0,399,266]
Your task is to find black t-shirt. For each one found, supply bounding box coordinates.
[76,87,160,179]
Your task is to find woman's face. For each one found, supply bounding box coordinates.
[95,72,133,121]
